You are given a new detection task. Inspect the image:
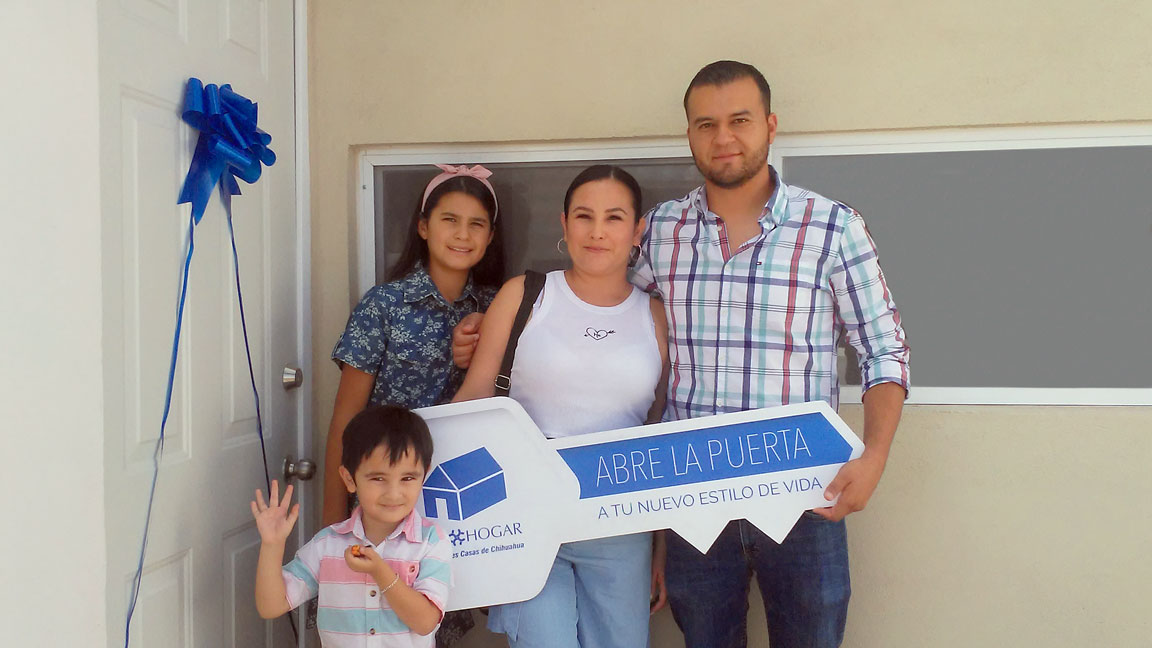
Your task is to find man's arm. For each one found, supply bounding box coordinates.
[814,381,903,521]
[833,211,910,396]
[816,209,910,521]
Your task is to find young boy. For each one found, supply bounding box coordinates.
[251,405,449,646]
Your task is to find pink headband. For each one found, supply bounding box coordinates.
[420,164,500,222]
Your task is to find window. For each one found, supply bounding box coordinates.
[358,126,1152,405]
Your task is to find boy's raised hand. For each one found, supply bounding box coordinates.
[251,479,299,544]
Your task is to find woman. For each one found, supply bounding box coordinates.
[454,165,669,648]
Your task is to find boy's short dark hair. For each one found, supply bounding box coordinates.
[683,60,772,116]
[341,405,434,475]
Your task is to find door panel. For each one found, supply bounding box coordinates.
[100,1,304,646]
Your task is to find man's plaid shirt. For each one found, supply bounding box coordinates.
[631,167,909,420]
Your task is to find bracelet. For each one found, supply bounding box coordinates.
[380,572,400,595]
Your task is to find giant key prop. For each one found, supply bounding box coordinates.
[415,398,863,611]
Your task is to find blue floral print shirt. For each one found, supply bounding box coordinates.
[331,267,497,408]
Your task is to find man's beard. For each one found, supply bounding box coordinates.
[698,141,770,189]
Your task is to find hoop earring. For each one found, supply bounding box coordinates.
[556,238,568,255]
[628,245,642,268]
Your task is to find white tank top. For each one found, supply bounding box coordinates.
[508,271,662,439]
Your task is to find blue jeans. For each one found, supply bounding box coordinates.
[665,514,850,648]
[488,533,652,648]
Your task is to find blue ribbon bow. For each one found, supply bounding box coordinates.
[177,77,276,223]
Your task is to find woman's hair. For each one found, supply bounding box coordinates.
[562,165,643,222]
[387,175,506,288]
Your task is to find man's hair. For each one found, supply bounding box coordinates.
[341,405,434,475]
[683,60,772,116]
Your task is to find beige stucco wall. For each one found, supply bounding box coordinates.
[309,2,1152,645]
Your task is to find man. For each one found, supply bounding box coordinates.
[627,60,909,648]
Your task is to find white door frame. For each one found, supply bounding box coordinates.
[294,0,314,483]
[293,3,315,642]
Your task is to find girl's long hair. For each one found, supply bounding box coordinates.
[387,175,506,289]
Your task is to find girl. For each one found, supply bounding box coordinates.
[323,164,505,527]
[454,165,670,648]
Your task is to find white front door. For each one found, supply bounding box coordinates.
[98,1,308,646]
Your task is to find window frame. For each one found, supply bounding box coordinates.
[356,124,1152,406]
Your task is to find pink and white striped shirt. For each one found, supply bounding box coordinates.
[282,507,452,647]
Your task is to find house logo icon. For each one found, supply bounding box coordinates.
[423,447,507,521]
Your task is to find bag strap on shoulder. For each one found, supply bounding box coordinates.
[494,270,546,396]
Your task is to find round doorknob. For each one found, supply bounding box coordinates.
[282,366,303,390]
[283,455,316,481]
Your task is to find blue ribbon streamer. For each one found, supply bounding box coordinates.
[124,212,196,647]
[224,192,272,491]
[126,77,277,647]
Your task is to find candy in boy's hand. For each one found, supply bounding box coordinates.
[350,544,362,558]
